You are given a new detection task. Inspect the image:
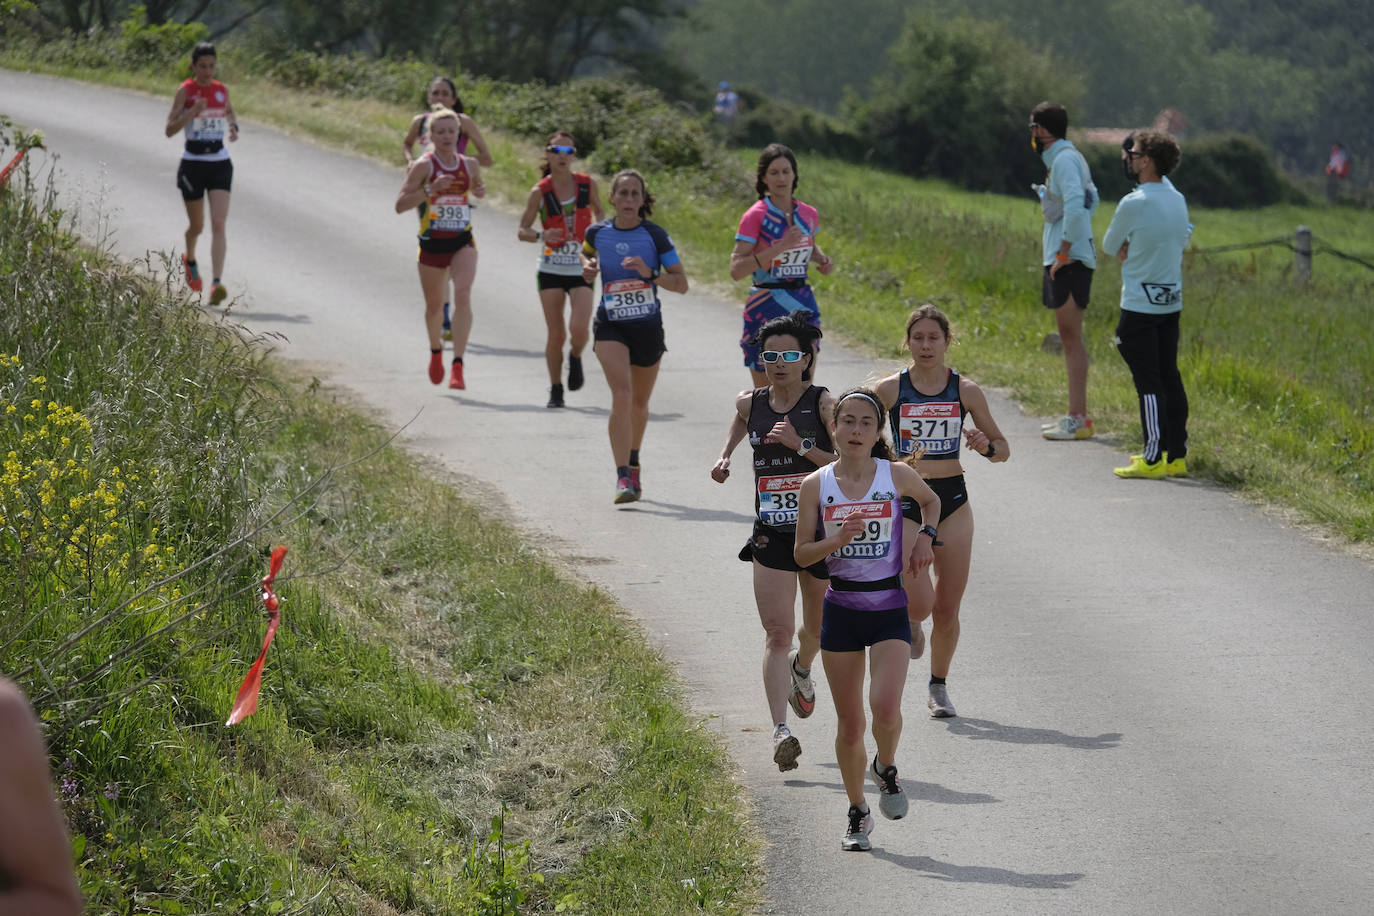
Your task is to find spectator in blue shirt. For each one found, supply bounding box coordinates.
[1101,130,1192,480]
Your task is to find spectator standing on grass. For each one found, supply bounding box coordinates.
[0,678,83,915]
[1029,102,1099,441]
[1101,130,1192,480]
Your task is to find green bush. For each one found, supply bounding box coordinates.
[1172,133,1308,209]
[117,5,208,77]
[730,86,870,161]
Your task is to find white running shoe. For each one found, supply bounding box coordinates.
[1042,415,1094,440]
[841,804,873,852]
[928,682,957,718]
[772,723,801,772]
[869,756,909,820]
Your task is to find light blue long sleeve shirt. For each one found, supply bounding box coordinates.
[1102,179,1191,315]
[1040,139,1098,268]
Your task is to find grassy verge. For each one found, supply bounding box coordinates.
[1,141,757,911]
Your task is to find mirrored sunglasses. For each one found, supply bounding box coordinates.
[760,349,805,363]
[546,144,576,155]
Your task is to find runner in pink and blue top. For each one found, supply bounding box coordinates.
[730,144,834,387]
[795,387,939,852]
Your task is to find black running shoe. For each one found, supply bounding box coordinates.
[547,384,565,408]
[567,354,585,391]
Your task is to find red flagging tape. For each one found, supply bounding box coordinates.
[226,545,288,726]
[0,147,40,189]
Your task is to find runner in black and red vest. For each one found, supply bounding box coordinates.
[164,41,238,306]
[517,131,604,408]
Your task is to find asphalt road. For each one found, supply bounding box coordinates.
[6,69,1374,915]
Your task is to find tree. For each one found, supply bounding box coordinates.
[852,12,1082,193]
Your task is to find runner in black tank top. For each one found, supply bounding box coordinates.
[711,311,836,772]
[875,304,1010,718]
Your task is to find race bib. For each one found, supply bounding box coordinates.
[771,237,813,280]
[823,501,894,559]
[188,115,226,142]
[431,198,471,232]
[542,239,582,269]
[602,277,659,321]
[898,402,962,457]
[756,473,807,526]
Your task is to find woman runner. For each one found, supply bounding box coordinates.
[517,131,604,407]
[402,76,493,343]
[394,108,485,389]
[581,170,688,504]
[711,310,836,771]
[165,41,237,305]
[729,144,834,387]
[795,388,939,852]
[875,304,1010,718]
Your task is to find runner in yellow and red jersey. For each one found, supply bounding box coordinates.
[394,108,485,388]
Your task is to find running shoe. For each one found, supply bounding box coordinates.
[1113,455,1166,479]
[869,756,909,820]
[1165,456,1188,477]
[614,475,637,505]
[910,620,925,660]
[448,360,465,390]
[182,255,202,292]
[787,649,816,719]
[1042,415,1093,440]
[442,302,452,341]
[928,682,956,718]
[547,384,565,408]
[208,282,227,306]
[841,804,873,852]
[628,464,642,499]
[567,354,585,391]
[428,351,444,385]
[772,723,802,772]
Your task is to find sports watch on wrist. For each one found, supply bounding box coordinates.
[918,524,939,541]
[796,437,815,456]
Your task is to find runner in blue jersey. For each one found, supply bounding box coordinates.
[795,388,940,852]
[581,169,689,504]
[875,304,1010,718]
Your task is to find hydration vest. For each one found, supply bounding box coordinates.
[538,173,594,243]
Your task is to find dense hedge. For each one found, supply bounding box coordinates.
[1081,133,1309,209]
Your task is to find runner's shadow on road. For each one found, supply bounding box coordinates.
[615,499,754,524]
[869,850,1084,889]
[234,311,313,324]
[939,717,1122,750]
[465,342,545,359]
[446,396,609,416]
[786,773,998,806]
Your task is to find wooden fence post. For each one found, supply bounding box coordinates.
[1296,225,1312,284]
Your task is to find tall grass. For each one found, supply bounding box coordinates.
[1,125,757,912]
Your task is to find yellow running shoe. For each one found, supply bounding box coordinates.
[1114,455,1166,479]
[1165,457,1188,477]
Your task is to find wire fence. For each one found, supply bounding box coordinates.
[1191,230,1374,273]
